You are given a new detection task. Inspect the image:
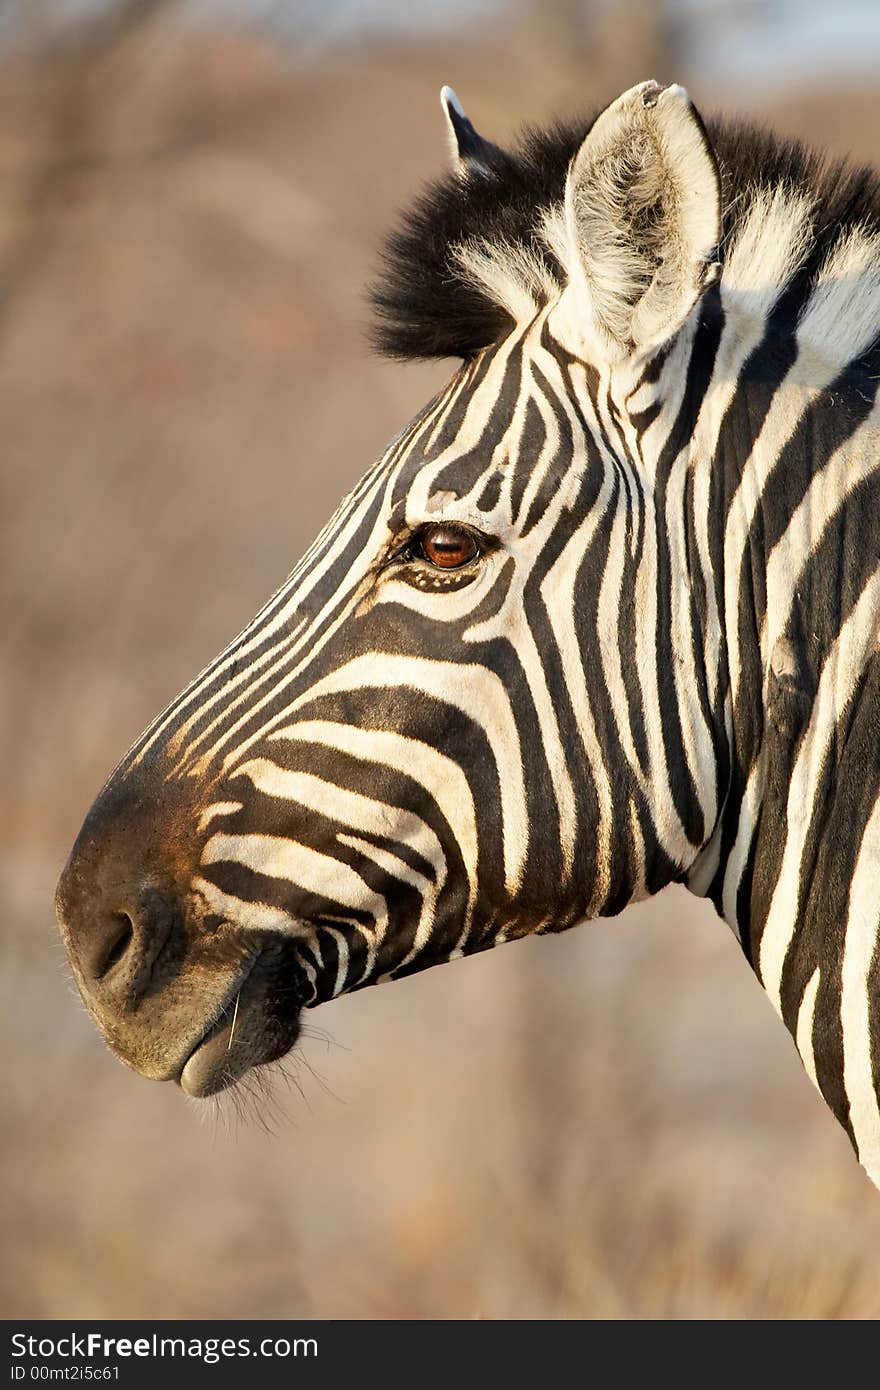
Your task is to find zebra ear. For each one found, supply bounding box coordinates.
[563,81,721,359]
[440,86,498,174]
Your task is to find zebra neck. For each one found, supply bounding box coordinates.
[681,322,880,1172]
[688,314,880,921]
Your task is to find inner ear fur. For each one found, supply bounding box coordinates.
[564,81,721,357]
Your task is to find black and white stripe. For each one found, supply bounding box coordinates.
[65,81,880,1178]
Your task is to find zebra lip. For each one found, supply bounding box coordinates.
[178,963,260,1099]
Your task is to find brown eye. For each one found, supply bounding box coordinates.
[418,525,480,570]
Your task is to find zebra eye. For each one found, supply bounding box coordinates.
[416,524,480,570]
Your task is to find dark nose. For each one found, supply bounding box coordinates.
[74,887,175,1006]
[56,783,185,1012]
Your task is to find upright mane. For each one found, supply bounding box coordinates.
[369,109,880,362]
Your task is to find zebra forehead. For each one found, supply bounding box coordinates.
[369,101,880,362]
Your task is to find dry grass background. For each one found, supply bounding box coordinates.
[2,1,880,1320]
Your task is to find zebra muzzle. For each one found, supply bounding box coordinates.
[55,776,307,1095]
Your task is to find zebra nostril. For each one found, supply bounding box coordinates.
[93,912,135,981]
[77,889,176,999]
[55,784,185,1011]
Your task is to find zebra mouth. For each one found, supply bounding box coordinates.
[178,942,303,1098]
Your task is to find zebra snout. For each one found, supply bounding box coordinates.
[55,783,308,1092]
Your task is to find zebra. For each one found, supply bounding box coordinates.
[56,80,880,1188]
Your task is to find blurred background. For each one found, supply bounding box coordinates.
[3,0,880,1320]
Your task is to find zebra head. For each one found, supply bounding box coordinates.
[57,81,721,1096]
[56,80,880,1187]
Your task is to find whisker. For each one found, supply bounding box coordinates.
[295,1047,345,1105]
[226,991,241,1051]
[299,1022,350,1055]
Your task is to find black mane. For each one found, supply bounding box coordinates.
[369,107,880,362]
